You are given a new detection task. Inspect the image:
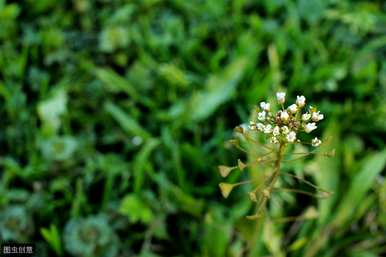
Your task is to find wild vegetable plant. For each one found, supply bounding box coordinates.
[219,92,334,220]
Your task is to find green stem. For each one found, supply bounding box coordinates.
[247,143,286,256]
[267,143,286,194]
[250,143,286,217]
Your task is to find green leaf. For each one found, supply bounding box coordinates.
[263,218,285,257]
[95,68,138,99]
[133,138,160,192]
[189,58,247,122]
[104,101,151,140]
[202,207,232,257]
[41,224,63,256]
[333,150,386,227]
[119,194,154,224]
[312,121,340,226]
[162,58,247,122]
[37,88,67,135]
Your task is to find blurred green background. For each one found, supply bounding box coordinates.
[0,0,385,256]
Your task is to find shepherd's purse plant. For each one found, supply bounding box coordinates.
[218,92,334,220]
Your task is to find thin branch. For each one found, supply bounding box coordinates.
[273,187,330,198]
[282,173,333,196]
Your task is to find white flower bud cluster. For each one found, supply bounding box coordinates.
[248,92,323,147]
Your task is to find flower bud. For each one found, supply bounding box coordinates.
[312,137,322,147]
[296,95,306,107]
[280,110,289,122]
[260,102,270,111]
[276,92,286,104]
[270,136,279,144]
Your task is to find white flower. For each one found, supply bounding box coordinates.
[258,111,266,121]
[264,124,272,134]
[281,126,289,134]
[280,110,289,122]
[304,122,317,133]
[276,92,286,104]
[312,137,322,147]
[296,95,306,107]
[312,111,324,122]
[273,126,280,136]
[286,131,296,142]
[288,104,298,113]
[260,102,270,111]
[302,113,311,121]
[256,123,265,131]
[270,136,279,144]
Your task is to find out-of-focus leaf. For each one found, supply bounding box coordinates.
[119,194,154,224]
[202,207,232,257]
[41,224,63,256]
[38,88,67,134]
[333,150,386,227]
[104,101,150,140]
[133,138,160,192]
[99,26,129,53]
[189,58,247,122]
[159,63,189,88]
[162,58,247,122]
[309,121,340,226]
[263,218,285,257]
[154,174,203,217]
[95,68,138,99]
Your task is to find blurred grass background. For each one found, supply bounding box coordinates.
[0,0,386,256]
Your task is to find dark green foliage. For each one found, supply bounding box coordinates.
[0,0,385,256]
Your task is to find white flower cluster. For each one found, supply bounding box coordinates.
[248,92,323,147]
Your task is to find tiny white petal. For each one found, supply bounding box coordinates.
[304,122,317,133]
[276,92,286,104]
[296,95,306,107]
